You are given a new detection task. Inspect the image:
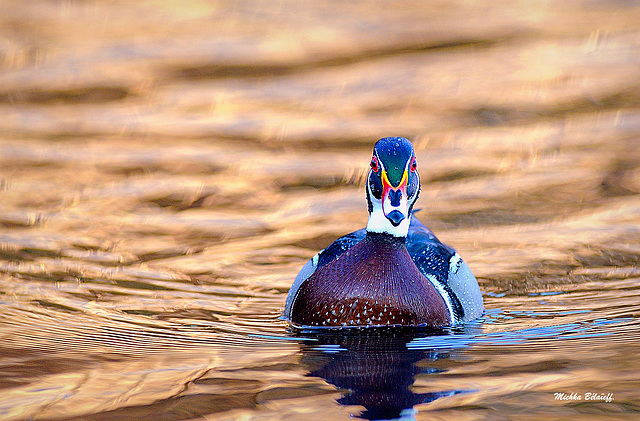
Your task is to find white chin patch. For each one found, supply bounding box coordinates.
[382,190,408,221]
[366,206,411,237]
[366,182,412,237]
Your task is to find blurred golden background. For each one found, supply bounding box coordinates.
[1,1,639,420]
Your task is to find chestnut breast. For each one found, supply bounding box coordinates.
[290,233,450,327]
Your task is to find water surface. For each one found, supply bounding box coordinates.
[1,1,640,420]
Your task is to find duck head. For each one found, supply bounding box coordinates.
[366,137,421,237]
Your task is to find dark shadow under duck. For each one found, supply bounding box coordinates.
[284,137,483,328]
[298,328,471,420]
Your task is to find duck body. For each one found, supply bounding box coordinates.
[284,137,483,328]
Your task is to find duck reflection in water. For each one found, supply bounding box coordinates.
[298,327,475,420]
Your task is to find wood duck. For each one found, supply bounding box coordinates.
[284,137,483,328]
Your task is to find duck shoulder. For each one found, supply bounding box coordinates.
[284,229,365,320]
[406,217,483,323]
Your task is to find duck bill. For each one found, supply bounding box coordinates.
[381,169,409,227]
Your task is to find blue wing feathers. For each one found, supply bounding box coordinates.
[316,229,366,270]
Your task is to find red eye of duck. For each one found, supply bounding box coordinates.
[370,156,379,172]
[410,156,417,172]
